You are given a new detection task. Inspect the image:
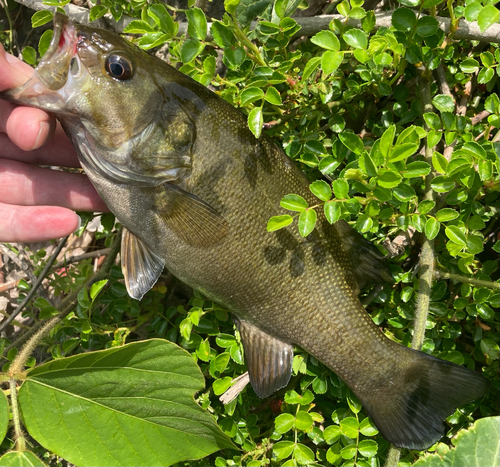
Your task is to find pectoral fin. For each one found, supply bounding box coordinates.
[156,183,228,247]
[335,220,392,292]
[121,227,165,300]
[235,319,293,398]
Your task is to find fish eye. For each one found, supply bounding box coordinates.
[105,55,133,80]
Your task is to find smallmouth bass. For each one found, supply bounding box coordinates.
[1,13,489,450]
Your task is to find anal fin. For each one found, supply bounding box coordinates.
[235,319,293,398]
[121,227,165,300]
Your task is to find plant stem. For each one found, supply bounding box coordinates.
[434,270,500,291]
[9,377,25,451]
[385,67,436,467]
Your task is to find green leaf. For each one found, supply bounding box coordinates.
[485,93,500,114]
[478,67,494,84]
[265,86,282,105]
[362,10,376,32]
[340,417,359,438]
[392,8,416,32]
[343,28,368,49]
[393,184,416,201]
[89,5,108,22]
[248,107,263,138]
[468,215,486,231]
[319,157,340,175]
[413,416,500,466]
[90,279,108,301]
[419,199,436,214]
[477,5,500,33]
[403,161,431,178]
[425,217,440,240]
[380,125,396,159]
[339,132,364,155]
[186,7,207,40]
[138,32,169,50]
[123,20,155,34]
[213,377,233,396]
[22,46,37,65]
[0,451,46,466]
[275,413,295,434]
[302,57,321,80]
[460,58,480,74]
[31,10,53,28]
[416,16,439,37]
[436,208,459,222]
[295,411,314,431]
[298,209,317,237]
[377,169,402,188]
[148,4,176,36]
[324,201,341,224]
[433,94,455,113]
[0,389,8,445]
[431,176,455,193]
[240,87,264,106]
[294,443,315,464]
[19,340,233,466]
[432,151,448,174]
[267,215,293,231]
[211,21,235,48]
[38,29,53,58]
[358,439,378,457]
[180,39,205,63]
[388,142,419,162]
[309,180,332,202]
[311,30,340,50]
[359,417,379,436]
[209,352,231,377]
[332,179,349,199]
[445,225,467,246]
[273,441,295,460]
[423,112,441,130]
[464,1,482,21]
[281,194,308,212]
[321,50,343,74]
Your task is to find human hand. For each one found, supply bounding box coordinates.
[0,43,108,243]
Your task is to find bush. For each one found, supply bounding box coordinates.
[0,1,498,466]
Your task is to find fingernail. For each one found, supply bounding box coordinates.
[32,121,49,150]
[74,214,82,232]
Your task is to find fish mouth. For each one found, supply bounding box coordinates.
[1,13,77,107]
[35,12,78,91]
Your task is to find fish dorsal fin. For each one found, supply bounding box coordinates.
[235,319,293,398]
[121,227,165,300]
[335,220,392,292]
[157,183,229,248]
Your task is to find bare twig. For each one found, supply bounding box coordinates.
[0,236,69,333]
[434,270,500,291]
[470,110,491,126]
[11,1,500,43]
[220,371,251,404]
[383,227,416,258]
[436,63,452,97]
[53,247,111,270]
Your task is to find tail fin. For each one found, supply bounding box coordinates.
[360,349,489,450]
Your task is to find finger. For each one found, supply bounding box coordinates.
[0,101,57,151]
[0,159,108,212]
[0,203,81,243]
[0,43,33,91]
[0,124,79,167]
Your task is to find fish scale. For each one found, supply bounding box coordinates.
[1,13,489,451]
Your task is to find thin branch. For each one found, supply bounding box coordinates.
[434,270,500,291]
[0,236,69,333]
[11,1,500,43]
[53,247,111,270]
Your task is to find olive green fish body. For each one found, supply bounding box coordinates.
[1,14,489,451]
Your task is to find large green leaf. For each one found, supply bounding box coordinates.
[0,388,8,444]
[19,339,234,467]
[412,416,500,466]
[0,451,46,466]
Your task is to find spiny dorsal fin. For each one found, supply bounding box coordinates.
[335,220,392,292]
[121,227,165,300]
[235,319,293,398]
[156,183,229,248]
